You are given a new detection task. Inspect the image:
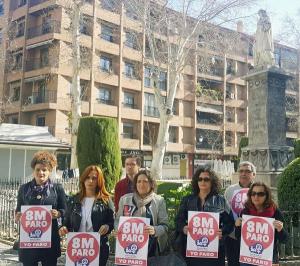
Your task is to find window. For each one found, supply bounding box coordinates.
[126,6,138,20]
[124,92,134,108]
[10,116,18,124]
[144,93,159,117]
[158,71,167,90]
[124,62,135,78]
[169,127,177,143]
[42,15,52,34]
[100,0,118,12]
[16,20,25,37]
[123,123,134,139]
[0,1,3,15]
[125,31,138,49]
[18,0,26,7]
[11,87,20,102]
[13,52,23,70]
[144,67,151,87]
[100,56,112,72]
[40,48,49,67]
[36,116,45,126]
[97,87,112,104]
[100,24,113,42]
[80,21,89,35]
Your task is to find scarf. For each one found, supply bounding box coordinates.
[133,192,154,217]
[247,205,276,218]
[25,179,52,202]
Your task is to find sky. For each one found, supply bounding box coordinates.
[245,0,300,37]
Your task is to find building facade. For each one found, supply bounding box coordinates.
[0,0,299,179]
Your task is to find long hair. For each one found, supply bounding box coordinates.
[133,169,156,195]
[191,166,221,195]
[79,165,110,203]
[244,181,276,210]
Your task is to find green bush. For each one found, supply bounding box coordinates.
[238,136,248,158]
[294,139,300,158]
[157,181,182,195]
[77,116,122,192]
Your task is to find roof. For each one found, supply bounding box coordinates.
[0,123,70,149]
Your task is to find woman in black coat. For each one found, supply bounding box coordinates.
[235,181,288,266]
[15,151,67,266]
[59,165,114,266]
[175,166,234,266]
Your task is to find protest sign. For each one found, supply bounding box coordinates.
[65,232,100,266]
[186,211,219,258]
[231,188,249,220]
[115,216,150,266]
[20,205,52,248]
[240,215,275,266]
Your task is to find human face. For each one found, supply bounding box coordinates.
[250,185,267,209]
[125,158,139,180]
[33,163,51,185]
[136,174,151,197]
[198,171,212,193]
[84,170,98,192]
[238,164,255,187]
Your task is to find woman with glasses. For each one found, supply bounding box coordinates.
[175,166,234,266]
[235,181,288,266]
[115,169,168,257]
[59,165,114,266]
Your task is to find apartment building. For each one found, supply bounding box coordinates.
[0,0,299,178]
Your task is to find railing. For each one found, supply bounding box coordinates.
[96,98,114,105]
[27,20,61,39]
[122,102,138,109]
[144,106,159,118]
[25,57,50,71]
[0,176,79,242]
[23,90,57,105]
[29,0,49,7]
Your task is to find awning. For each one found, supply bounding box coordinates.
[26,40,53,50]
[197,105,223,115]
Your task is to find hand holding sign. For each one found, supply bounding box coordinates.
[273,220,283,232]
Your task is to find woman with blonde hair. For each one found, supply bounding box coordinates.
[59,165,114,266]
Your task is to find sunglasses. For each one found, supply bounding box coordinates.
[198,177,210,182]
[250,192,266,197]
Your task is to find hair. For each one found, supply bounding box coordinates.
[31,151,57,171]
[125,155,142,167]
[244,181,276,210]
[133,169,156,195]
[79,165,110,204]
[239,161,256,174]
[191,166,221,195]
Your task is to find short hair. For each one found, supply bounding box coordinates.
[239,161,256,174]
[191,166,221,195]
[133,169,156,194]
[244,181,276,210]
[125,155,142,167]
[31,151,57,171]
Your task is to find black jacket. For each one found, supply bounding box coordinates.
[235,208,288,263]
[16,181,67,262]
[63,194,114,245]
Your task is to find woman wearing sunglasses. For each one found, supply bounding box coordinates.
[175,166,234,266]
[59,165,114,266]
[235,181,288,266]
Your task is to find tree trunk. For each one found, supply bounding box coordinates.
[70,5,81,169]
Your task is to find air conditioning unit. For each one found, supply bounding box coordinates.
[27,95,35,104]
[230,93,235,99]
[163,155,171,165]
[173,154,180,165]
[180,154,187,160]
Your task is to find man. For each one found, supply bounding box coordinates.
[114,155,141,212]
[224,161,256,266]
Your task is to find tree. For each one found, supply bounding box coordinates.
[77,116,122,192]
[123,0,257,179]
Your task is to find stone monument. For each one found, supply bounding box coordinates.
[241,10,294,188]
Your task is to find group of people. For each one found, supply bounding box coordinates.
[15,151,288,266]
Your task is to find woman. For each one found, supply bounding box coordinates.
[115,169,168,256]
[59,165,114,266]
[15,151,66,266]
[175,166,234,266]
[235,181,288,266]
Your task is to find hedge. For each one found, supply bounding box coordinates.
[77,116,122,192]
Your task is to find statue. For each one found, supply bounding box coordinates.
[253,9,275,67]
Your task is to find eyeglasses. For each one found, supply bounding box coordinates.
[198,177,210,182]
[250,192,266,197]
[86,176,98,181]
[239,169,252,174]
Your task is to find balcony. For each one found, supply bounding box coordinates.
[23,90,57,105]
[25,58,49,71]
[29,0,49,7]
[96,98,114,105]
[144,106,159,118]
[27,21,61,39]
[122,102,138,109]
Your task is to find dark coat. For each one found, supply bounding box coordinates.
[63,194,114,266]
[175,193,235,266]
[16,181,67,263]
[235,208,288,264]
